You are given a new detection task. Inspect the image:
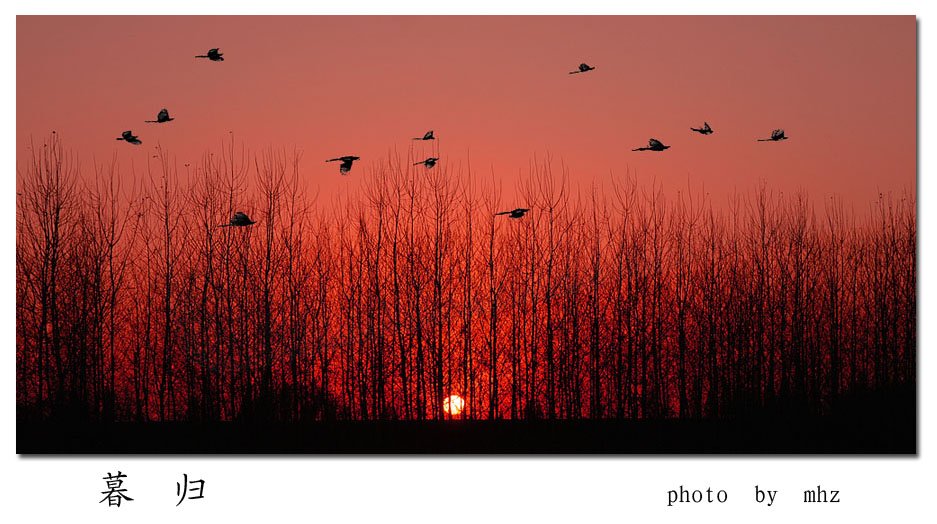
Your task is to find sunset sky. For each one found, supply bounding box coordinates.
[16,16,915,205]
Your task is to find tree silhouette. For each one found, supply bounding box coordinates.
[16,137,916,423]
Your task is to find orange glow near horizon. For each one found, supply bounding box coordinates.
[444,395,465,417]
[16,16,915,206]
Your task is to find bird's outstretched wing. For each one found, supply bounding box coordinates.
[158,109,169,121]
[772,129,784,139]
[495,211,511,215]
[648,138,663,148]
[704,122,711,132]
[209,48,219,54]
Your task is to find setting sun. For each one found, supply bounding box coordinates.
[443,395,464,416]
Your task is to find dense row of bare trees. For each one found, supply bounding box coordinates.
[16,136,916,422]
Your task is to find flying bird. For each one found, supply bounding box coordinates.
[632,138,670,151]
[569,63,596,74]
[115,130,142,145]
[758,129,789,141]
[496,208,530,219]
[218,211,255,228]
[145,108,174,124]
[326,156,360,175]
[414,157,439,169]
[195,48,224,61]
[413,130,435,140]
[690,122,713,135]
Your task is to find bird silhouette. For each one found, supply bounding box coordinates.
[758,129,789,141]
[414,157,439,169]
[195,48,224,61]
[413,130,435,140]
[632,138,670,151]
[690,122,713,135]
[115,130,142,145]
[218,211,255,228]
[496,208,530,219]
[326,156,360,175]
[569,63,595,74]
[145,108,174,124]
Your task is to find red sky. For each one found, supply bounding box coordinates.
[17,16,915,205]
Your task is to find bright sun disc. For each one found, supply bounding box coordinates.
[443,394,464,416]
